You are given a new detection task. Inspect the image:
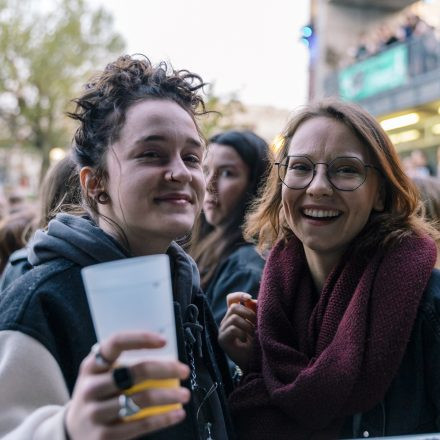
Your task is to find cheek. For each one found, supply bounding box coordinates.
[281,188,295,215]
[193,171,206,204]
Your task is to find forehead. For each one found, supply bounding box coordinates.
[287,116,371,160]
[205,143,245,166]
[117,99,200,145]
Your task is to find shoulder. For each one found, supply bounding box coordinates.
[206,245,265,298]
[0,259,81,335]
[222,244,265,272]
[0,250,33,292]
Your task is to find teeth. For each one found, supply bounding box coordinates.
[303,209,340,218]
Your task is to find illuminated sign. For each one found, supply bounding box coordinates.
[338,44,408,101]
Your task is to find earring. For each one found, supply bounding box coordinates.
[96,191,110,204]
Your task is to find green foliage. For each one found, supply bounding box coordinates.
[199,83,248,140]
[0,0,125,176]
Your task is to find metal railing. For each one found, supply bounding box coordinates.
[324,32,440,101]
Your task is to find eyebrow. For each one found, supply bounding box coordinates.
[135,135,202,148]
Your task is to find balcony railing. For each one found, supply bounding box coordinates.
[324,32,440,102]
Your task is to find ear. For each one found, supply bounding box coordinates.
[79,167,105,198]
[373,183,385,212]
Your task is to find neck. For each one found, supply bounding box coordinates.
[303,248,342,292]
[98,219,170,256]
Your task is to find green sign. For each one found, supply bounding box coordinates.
[338,44,408,101]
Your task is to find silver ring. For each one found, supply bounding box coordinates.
[91,343,111,368]
[118,394,141,418]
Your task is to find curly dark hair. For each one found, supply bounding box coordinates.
[67,54,207,217]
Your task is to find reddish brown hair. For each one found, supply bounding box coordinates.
[245,99,440,253]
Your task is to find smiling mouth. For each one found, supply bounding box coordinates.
[154,195,192,205]
[302,208,342,220]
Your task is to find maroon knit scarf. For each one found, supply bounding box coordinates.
[229,234,436,439]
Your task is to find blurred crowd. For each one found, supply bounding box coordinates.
[348,13,438,65]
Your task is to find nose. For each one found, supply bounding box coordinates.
[305,164,333,198]
[167,156,192,183]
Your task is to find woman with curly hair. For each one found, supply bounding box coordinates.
[0,55,234,440]
[219,99,440,439]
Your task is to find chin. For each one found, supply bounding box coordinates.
[164,220,194,240]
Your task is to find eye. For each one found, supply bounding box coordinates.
[287,159,312,174]
[332,162,363,176]
[137,151,162,161]
[183,154,202,166]
[219,169,233,178]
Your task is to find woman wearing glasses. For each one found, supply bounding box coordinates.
[219,99,440,439]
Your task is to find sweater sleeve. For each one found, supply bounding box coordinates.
[0,330,70,439]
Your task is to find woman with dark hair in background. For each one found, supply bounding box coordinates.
[0,208,35,275]
[413,175,440,268]
[0,155,82,290]
[0,55,234,440]
[190,131,270,325]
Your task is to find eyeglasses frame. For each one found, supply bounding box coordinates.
[274,155,381,192]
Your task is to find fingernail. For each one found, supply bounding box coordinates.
[179,365,190,377]
[179,388,191,402]
[171,409,186,420]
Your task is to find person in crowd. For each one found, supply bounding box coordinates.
[219,99,440,439]
[6,188,29,214]
[0,155,82,291]
[413,175,440,222]
[0,208,36,275]
[0,55,234,440]
[413,175,440,268]
[411,149,434,177]
[189,131,270,325]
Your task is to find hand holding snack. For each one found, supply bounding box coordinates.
[218,292,257,371]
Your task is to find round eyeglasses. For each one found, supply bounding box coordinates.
[275,156,380,191]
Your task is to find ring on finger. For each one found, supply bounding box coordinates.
[91,343,111,369]
[118,394,141,418]
[113,366,134,390]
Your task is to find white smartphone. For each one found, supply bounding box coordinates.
[81,254,178,365]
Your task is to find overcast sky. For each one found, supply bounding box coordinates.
[89,0,310,110]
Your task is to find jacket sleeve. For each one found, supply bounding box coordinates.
[0,330,70,439]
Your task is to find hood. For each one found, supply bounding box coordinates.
[167,241,201,308]
[28,214,201,304]
[28,214,128,267]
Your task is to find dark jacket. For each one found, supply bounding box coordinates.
[0,214,235,440]
[0,247,32,292]
[341,268,440,438]
[205,244,264,325]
